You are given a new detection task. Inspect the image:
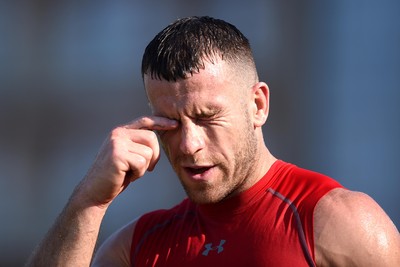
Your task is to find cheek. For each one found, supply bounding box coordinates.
[159,134,178,160]
[206,130,236,157]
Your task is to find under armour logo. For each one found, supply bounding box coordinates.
[202,239,226,256]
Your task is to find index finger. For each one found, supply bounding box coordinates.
[126,116,179,131]
[125,116,178,171]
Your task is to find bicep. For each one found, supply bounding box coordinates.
[314,188,400,266]
[91,218,138,267]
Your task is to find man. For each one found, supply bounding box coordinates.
[26,16,399,266]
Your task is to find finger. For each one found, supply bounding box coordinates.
[125,116,178,170]
[111,138,154,181]
[125,116,179,131]
[106,127,156,177]
[125,150,152,181]
[122,129,160,171]
[126,141,155,173]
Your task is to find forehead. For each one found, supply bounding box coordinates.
[144,60,240,112]
[144,60,228,91]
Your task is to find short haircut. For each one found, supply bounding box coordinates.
[141,16,257,81]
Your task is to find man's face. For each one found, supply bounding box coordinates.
[144,60,259,204]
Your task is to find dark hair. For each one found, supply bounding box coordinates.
[141,16,256,81]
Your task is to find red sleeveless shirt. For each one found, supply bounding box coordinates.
[130,160,343,266]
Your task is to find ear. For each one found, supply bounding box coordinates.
[251,82,270,127]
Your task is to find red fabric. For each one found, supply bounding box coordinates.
[130,160,343,266]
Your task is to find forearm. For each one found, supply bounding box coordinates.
[26,117,166,266]
[26,183,107,267]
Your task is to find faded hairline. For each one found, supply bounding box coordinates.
[141,16,258,82]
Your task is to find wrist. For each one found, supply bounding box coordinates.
[67,181,111,220]
[73,175,117,208]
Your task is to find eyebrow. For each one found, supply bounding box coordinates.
[193,105,223,118]
[152,103,224,121]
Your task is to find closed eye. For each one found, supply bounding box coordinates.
[193,108,223,121]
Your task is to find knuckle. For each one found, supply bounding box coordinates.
[133,157,147,177]
[141,146,154,160]
[108,136,122,151]
[134,155,146,168]
[137,116,150,126]
[110,127,125,139]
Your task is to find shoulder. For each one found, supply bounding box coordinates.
[270,162,342,209]
[273,162,342,191]
[314,188,400,266]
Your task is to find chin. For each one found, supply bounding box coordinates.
[188,196,218,205]
[178,173,232,204]
[184,187,228,204]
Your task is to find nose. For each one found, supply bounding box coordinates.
[179,120,205,155]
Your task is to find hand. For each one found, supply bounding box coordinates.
[78,116,178,208]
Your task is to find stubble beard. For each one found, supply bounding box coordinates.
[180,114,259,204]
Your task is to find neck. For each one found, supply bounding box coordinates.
[241,145,276,193]
[198,152,279,219]
[225,139,276,202]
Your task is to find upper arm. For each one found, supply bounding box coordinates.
[314,188,400,267]
[91,218,138,267]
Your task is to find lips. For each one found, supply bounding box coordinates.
[185,166,212,175]
[182,165,215,180]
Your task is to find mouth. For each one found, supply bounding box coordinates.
[185,166,212,174]
[182,165,215,180]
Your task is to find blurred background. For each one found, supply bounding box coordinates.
[0,0,399,265]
